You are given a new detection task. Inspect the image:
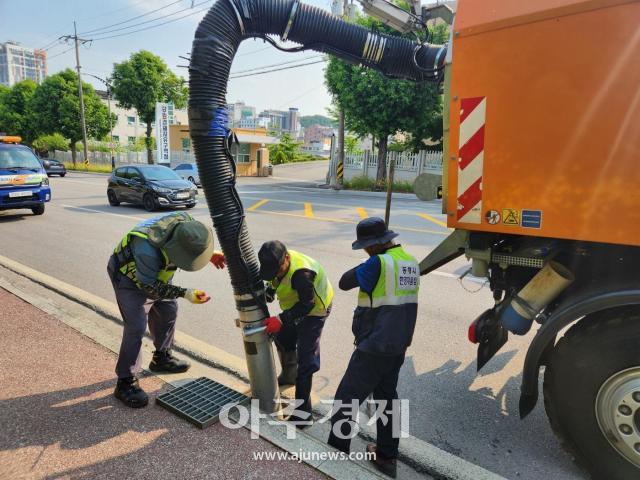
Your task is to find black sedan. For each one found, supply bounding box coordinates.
[107,165,197,211]
[41,158,67,177]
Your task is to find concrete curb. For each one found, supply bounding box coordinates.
[0,254,505,480]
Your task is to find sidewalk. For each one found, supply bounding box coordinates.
[0,287,327,480]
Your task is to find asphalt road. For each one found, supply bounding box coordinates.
[0,162,586,480]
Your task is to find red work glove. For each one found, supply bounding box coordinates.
[264,316,282,334]
[210,251,226,269]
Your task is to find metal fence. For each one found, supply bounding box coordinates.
[343,149,443,182]
[52,150,154,165]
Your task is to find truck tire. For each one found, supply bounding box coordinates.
[543,309,640,480]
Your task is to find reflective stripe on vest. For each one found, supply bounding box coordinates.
[358,246,419,308]
[113,213,190,286]
[272,250,334,317]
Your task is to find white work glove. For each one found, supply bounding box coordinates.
[184,289,211,304]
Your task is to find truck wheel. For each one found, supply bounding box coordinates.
[543,309,640,480]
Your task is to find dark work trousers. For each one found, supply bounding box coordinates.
[107,255,178,379]
[275,307,330,413]
[328,349,406,459]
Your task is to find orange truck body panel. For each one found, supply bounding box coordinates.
[447,0,640,246]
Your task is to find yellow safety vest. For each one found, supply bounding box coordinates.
[113,212,192,287]
[358,246,419,308]
[270,250,334,317]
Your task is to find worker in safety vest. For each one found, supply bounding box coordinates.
[107,212,226,408]
[259,240,334,426]
[327,217,419,478]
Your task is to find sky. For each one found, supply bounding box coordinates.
[0,0,339,116]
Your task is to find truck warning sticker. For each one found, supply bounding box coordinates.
[521,210,542,229]
[485,210,501,225]
[502,209,520,225]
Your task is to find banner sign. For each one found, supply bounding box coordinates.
[155,103,171,165]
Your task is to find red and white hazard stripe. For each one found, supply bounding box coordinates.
[457,97,486,224]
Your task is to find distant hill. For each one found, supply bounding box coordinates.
[300,115,336,128]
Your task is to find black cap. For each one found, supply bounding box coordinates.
[258,240,288,280]
[352,217,398,250]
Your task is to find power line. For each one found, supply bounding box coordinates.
[80,0,184,35]
[275,83,326,110]
[237,46,272,57]
[92,2,212,41]
[77,0,159,23]
[231,55,323,75]
[230,59,327,79]
[47,46,75,60]
[36,0,166,49]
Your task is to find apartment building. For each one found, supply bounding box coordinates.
[0,42,47,86]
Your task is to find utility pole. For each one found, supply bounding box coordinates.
[86,73,115,170]
[60,22,90,167]
[332,0,351,190]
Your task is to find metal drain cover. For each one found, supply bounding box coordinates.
[156,377,249,429]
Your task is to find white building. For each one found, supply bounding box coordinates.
[0,42,47,86]
[238,116,271,130]
[96,90,188,146]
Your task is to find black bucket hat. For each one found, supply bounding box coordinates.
[258,240,288,281]
[352,217,398,250]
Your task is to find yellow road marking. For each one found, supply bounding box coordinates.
[417,213,448,229]
[247,199,269,211]
[248,209,448,236]
[356,207,368,219]
[304,202,314,218]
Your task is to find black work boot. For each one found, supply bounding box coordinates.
[366,444,397,478]
[114,376,149,408]
[149,350,190,373]
[276,349,297,386]
[288,376,313,428]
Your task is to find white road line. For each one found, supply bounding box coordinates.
[60,204,145,221]
[241,195,447,216]
[54,179,106,186]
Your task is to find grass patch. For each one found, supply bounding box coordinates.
[343,175,414,193]
[63,162,113,174]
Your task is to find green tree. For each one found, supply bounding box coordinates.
[111,50,188,164]
[325,13,446,183]
[345,134,361,154]
[32,133,70,155]
[0,80,37,142]
[30,69,112,165]
[267,133,302,164]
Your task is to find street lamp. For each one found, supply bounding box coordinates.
[85,73,116,170]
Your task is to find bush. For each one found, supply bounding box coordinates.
[343,175,414,193]
[32,133,69,155]
[63,162,113,174]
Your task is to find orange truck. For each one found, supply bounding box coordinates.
[419,0,640,478]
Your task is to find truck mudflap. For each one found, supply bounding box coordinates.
[468,307,509,371]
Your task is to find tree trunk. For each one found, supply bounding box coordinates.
[375,135,388,187]
[71,143,77,167]
[146,122,153,164]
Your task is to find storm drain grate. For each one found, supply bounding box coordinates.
[156,377,249,429]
